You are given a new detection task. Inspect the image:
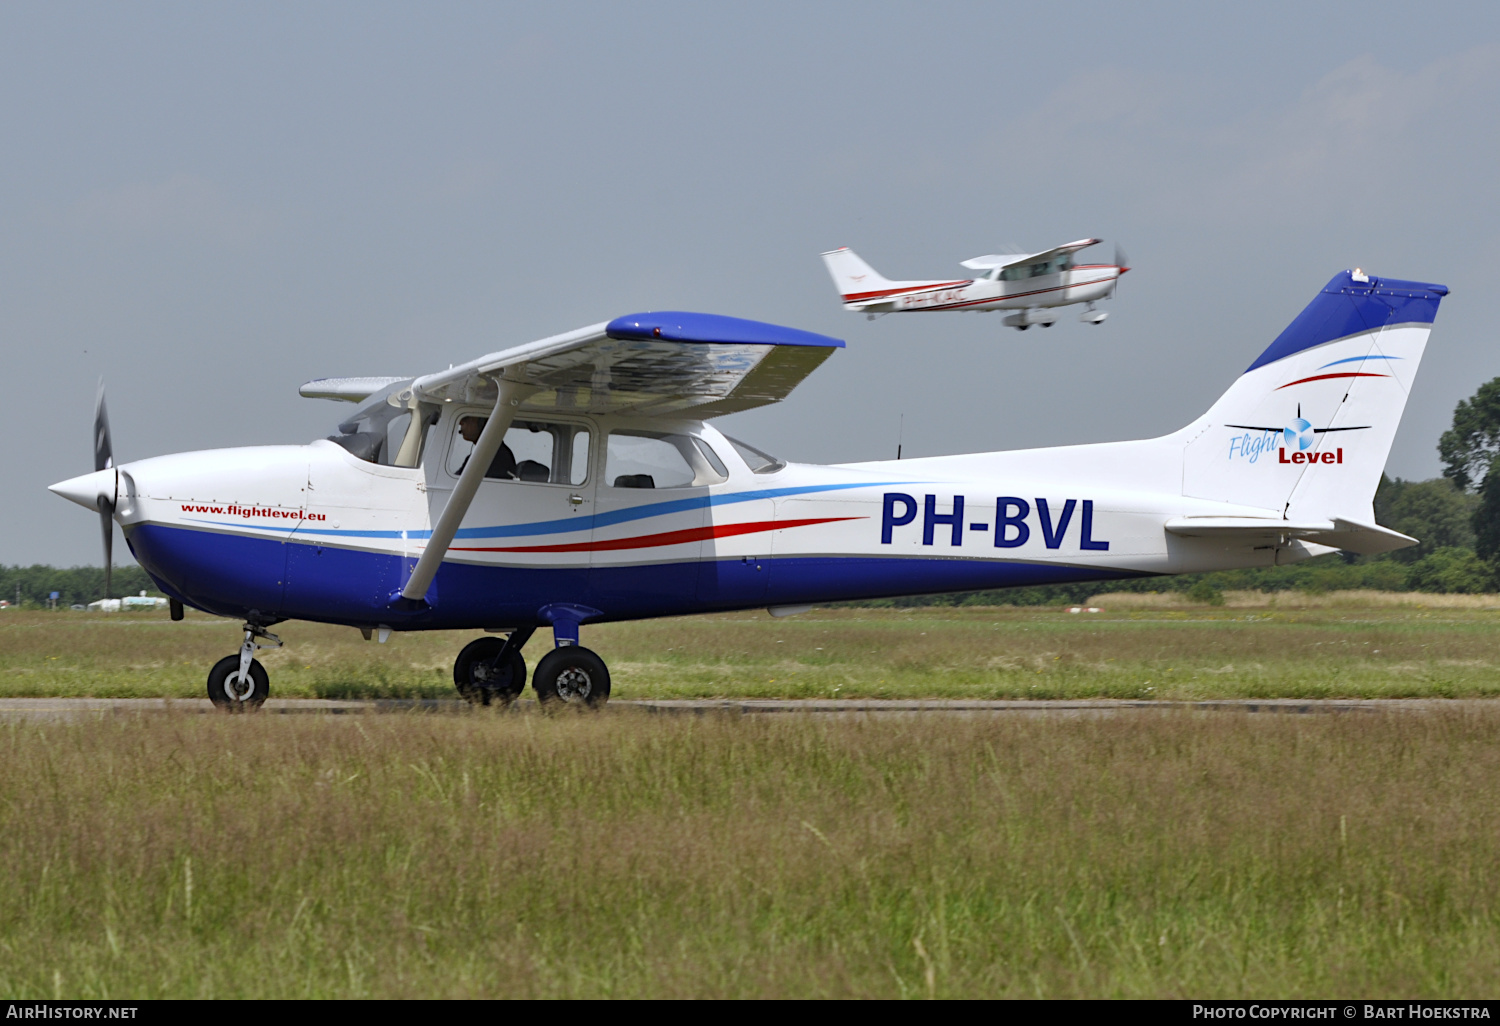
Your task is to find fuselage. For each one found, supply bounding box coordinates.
[844,264,1124,313]
[79,405,1299,632]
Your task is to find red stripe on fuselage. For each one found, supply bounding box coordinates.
[842,280,972,303]
[1276,372,1390,390]
[449,516,863,554]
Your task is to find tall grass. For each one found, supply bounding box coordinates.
[6,603,1500,700]
[0,709,1496,998]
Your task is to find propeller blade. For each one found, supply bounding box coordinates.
[94,380,113,473]
[94,380,115,599]
[100,497,113,600]
[1114,244,1130,273]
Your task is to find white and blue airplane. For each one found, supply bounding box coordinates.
[50,269,1444,709]
[822,238,1128,328]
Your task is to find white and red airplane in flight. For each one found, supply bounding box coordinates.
[822,238,1128,329]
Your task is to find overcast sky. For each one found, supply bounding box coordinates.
[5,2,1500,566]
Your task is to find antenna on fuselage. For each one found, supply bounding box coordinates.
[897,413,904,460]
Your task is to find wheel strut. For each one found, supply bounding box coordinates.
[231,624,281,702]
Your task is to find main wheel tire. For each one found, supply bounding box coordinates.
[532,647,610,707]
[207,655,269,711]
[453,637,528,706]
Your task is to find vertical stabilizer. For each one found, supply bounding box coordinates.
[820,247,893,299]
[1179,271,1448,522]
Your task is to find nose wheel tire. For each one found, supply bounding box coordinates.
[454,637,528,705]
[207,655,269,711]
[533,647,610,707]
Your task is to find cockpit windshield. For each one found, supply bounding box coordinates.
[324,379,435,467]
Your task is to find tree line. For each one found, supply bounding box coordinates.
[0,564,162,608]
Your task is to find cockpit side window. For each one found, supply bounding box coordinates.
[446,415,591,485]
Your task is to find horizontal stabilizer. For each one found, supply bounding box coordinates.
[1164,516,1417,555]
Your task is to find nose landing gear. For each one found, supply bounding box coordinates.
[207,624,280,710]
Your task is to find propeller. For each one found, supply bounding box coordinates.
[94,381,115,600]
[1112,243,1130,300]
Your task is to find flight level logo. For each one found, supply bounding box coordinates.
[1226,407,1369,464]
[1283,417,1315,451]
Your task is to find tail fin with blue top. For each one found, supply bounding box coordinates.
[1180,270,1448,525]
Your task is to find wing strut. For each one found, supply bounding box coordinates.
[398,378,536,604]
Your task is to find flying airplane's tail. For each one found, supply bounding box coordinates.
[1178,270,1448,527]
[820,247,960,309]
[820,247,892,298]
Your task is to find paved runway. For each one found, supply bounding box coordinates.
[0,696,1490,720]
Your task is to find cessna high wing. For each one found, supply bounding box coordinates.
[822,238,1128,329]
[51,270,1444,709]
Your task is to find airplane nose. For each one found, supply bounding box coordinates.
[49,468,117,512]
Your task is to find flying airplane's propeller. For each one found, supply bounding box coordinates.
[94,381,115,600]
[1112,243,1130,299]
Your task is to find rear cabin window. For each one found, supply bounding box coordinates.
[605,431,727,489]
[724,435,786,475]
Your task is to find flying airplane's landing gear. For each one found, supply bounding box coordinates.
[207,624,279,711]
[533,647,611,707]
[453,627,533,706]
[1004,309,1059,331]
[1079,302,1108,326]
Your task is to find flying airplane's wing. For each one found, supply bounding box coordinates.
[960,237,1102,271]
[404,311,843,419]
[1164,516,1417,556]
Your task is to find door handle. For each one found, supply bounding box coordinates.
[568,493,585,506]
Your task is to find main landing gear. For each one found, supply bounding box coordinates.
[207,623,280,711]
[452,620,611,708]
[454,627,532,705]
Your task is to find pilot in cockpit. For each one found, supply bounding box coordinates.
[457,416,518,479]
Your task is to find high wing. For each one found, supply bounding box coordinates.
[303,312,843,419]
[347,311,844,606]
[298,376,410,403]
[960,237,1102,272]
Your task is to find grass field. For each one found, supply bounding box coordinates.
[5,593,1500,700]
[2,707,1498,998]
[5,597,1500,998]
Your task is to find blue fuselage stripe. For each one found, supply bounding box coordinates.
[183,480,911,540]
